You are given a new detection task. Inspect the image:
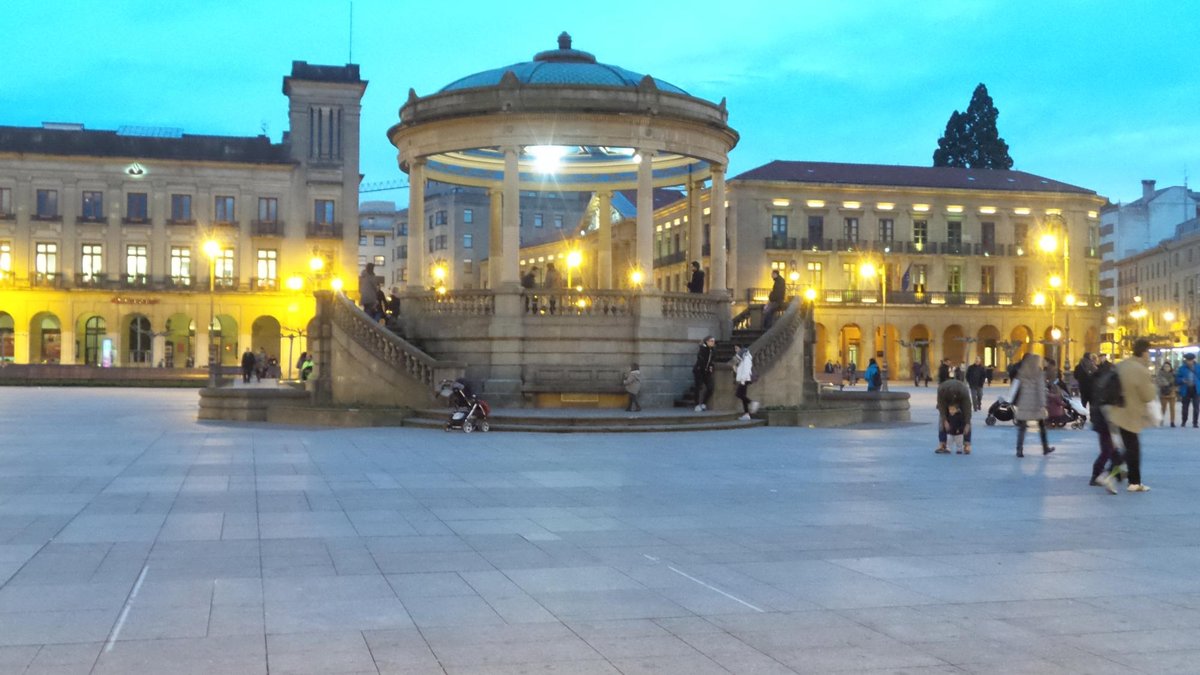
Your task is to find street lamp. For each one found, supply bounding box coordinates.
[203,239,221,387]
[565,250,582,289]
[859,258,889,391]
[629,268,644,288]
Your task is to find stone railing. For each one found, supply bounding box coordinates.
[409,290,495,316]
[746,297,804,377]
[331,292,444,389]
[661,292,720,319]
[523,290,635,317]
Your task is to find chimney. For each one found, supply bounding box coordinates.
[1142,179,1156,201]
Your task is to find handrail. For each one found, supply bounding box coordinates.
[409,290,495,316]
[330,292,448,389]
[661,292,720,319]
[742,297,804,379]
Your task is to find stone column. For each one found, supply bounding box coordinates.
[488,187,503,289]
[687,177,704,272]
[152,333,166,368]
[500,146,521,286]
[635,151,654,282]
[597,190,613,288]
[711,164,728,292]
[405,159,426,290]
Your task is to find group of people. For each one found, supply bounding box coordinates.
[1154,353,1200,428]
[239,347,280,383]
[687,336,759,420]
[358,263,401,326]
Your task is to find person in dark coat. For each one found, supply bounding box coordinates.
[1074,352,1097,409]
[692,336,716,411]
[763,270,786,329]
[965,358,987,411]
[935,377,973,454]
[240,348,255,383]
[936,358,951,384]
[686,261,705,293]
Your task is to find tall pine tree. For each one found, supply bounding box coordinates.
[932,84,1013,169]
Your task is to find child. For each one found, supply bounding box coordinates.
[623,363,642,412]
[946,403,969,454]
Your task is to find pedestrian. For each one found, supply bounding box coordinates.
[686,261,705,293]
[240,348,255,383]
[543,263,561,314]
[965,357,986,411]
[1177,353,1199,428]
[254,348,267,383]
[1107,338,1160,491]
[762,270,785,329]
[913,362,922,387]
[935,376,972,454]
[732,345,760,420]
[300,354,314,382]
[296,351,308,380]
[623,363,642,412]
[521,266,538,313]
[692,336,716,412]
[359,262,381,320]
[923,361,931,387]
[1074,352,1097,409]
[1089,359,1121,494]
[824,360,835,374]
[865,357,881,392]
[1011,352,1055,458]
[937,358,951,384]
[1157,360,1178,427]
[846,361,858,387]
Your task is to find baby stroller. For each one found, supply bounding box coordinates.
[985,396,1015,426]
[1047,385,1087,429]
[438,379,491,433]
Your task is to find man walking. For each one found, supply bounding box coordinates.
[965,357,986,411]
[1107,338,1160,492]
[1178,353,1199,428]
[692,336,717,412]
[763,270,785,329]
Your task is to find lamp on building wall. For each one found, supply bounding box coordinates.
[629,268,644,289]
[203,239,221,387]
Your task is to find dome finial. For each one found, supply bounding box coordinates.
[558,32,572,50]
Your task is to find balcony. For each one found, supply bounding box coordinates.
[121,216,151,226]
[121,274,150,289]
[902,241,934,254]
[31,213,62,223]
[804,289,1027,307]
[164,275,194,289]
[800,237,832,251]
[653,250,686,268]
[1085,246,1101,259]
[75,215,110,226]
[74,273,109,289]
[250,277,278,291]
[307,221,343,239]
[167,218,196,227]
[940,241,968,256]
[252,220,284,237]
[835,238,864,252]
[31,272,62,288]
[214,277,239,291]
[764,236,798,250]
[212,219,239,229]
[0,211,14,221]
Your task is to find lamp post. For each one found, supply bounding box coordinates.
[203,239,221,387]
[566,250,582,290]
[859,257,889,391]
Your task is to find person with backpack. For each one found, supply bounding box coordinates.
[1106,338,1160,492]
[865,358,881,392]
[1089,359,1121,494]
[1177,353,1199,428]
[1011,353,1055,458]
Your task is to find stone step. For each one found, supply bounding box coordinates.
[405,408,764,432]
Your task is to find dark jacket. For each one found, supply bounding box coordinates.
[937,362,950,384]
[1074,358,1097,407]
[965,363,986,388]
[693,342,716,374]
[240,351,255,371]
[768,275,785,303]
[936,379,972,426]
[687,269,705,293]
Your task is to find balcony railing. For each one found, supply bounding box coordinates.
[32,272,62,288]
[165,275,194,289]
[75,215,109,225]
[653,250,686,267]
[0,211,14,221]
[764,236,799,250]
[307,221,343,238]
[800,238,832,251]
[74,273,109,288]
[214,277,239,290]
[250,277,278,291]
[167,218,196,227]
[122,216,151,225]
[212,219,239,229]
[252,220,284,236]
[122,274,150,289]
[31,213,62,222]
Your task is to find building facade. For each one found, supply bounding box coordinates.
[358,200,397,289]
[0,61,365,367]
[1113,217,1200,355]
[1099,178,1199,307]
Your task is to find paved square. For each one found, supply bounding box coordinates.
[1,385,1199,673]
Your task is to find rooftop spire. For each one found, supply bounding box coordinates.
[557,32,571,50]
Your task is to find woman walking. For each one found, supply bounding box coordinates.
[732,345,759,421]
[1157,360,1177,427]
[1012,353,1055,458]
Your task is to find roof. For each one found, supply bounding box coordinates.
[439,33,687,95]
[732,160,1096,195]
[0,125,292,164]
[612,188,687,218]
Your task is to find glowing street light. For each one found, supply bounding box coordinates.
[1038,233,1058,254]
[1048,274,1062,289]
[629,269,644,288]
[330,277,344,292]
[565,250,582,288]
[859,258,888,391]
[804,287,817,302]
[203,239,221,387]
[1033,292,1047,307]
[286,275,304,292]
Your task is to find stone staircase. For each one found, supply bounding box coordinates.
[676,306,765,407]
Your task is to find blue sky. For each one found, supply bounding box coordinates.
[3,0,1196,206]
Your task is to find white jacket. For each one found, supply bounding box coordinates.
[734,351,754,384]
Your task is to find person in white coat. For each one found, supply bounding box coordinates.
[733,345,760,421]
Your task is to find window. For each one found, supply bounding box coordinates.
[463,234,473,249]
[428,215,435,229]
[878,218,894,242]
[771,214,788,237]
[358,254,367,266]
[36,189,58,218]
[215,247,236,286]
[981,222,995,250]
[373,235,385,246]
[912,264,927,293]
[127,193,148,221]
[1014,266,1028,300]
[435,210,447,226]
[256,249,277,288]
[125,245,148,284]
[534,213,544,228]
[214,196,235,223]
[436,234,447,250]
[843,217,859,241]
[947,220,962,245]
[398,222,408,236]
[463,259,474,276]
[946,265,963,293]
[399,245,407,258]
[806,261,823,288]
[554,214,563,228]
[81,191,104,220]
[0,241,11,278]
[463,208,473,224]
[373,255,386,266]
[359,235,368,246]
[1014,222,1028,250]
[258,197,278,223]
[170,194,192,222]
[981,265,996,294]
[0,187,10,215]
[1089,269,1100,296]
[81,244,103,281]
[807,215,824,244]
[35,243,58,280]
[843,263,858,291]
[314,199,335,224]
[170,247,191,285]
[913,220,928,247]
[1088,225,1099,251]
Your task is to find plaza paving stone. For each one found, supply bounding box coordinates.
[1,385,1199,673]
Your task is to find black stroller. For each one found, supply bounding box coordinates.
[985,396,1015,426]
[438,379,491,433]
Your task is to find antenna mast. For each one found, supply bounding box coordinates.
[348,1,354,63]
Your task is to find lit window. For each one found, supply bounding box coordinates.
[373,255,386,267]
[81,244,103,280]
[170,247,191,286]
[256,249,277,287]
[125,244,148,284]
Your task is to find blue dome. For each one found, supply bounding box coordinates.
[438,33,689,96]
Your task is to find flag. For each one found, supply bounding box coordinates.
[900,264,912,292]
